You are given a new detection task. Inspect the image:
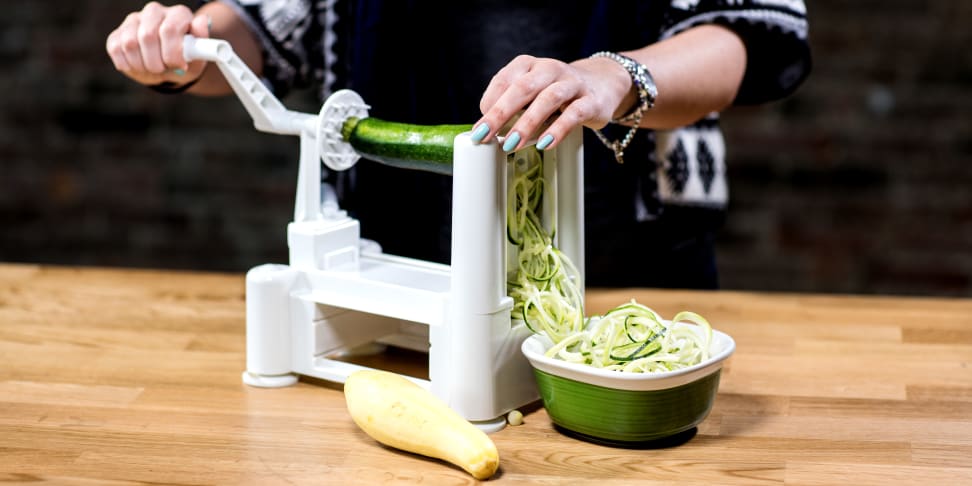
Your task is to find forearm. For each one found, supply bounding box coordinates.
[597,24,748,130]
[187,1,264,96]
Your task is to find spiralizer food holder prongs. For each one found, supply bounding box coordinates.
[183,36,585,431]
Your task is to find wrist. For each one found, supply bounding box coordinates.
[589,51,658,124]
[585,51,658,164]
[146,64,207,95]
[578,56,636,120]
[147,79,199,94]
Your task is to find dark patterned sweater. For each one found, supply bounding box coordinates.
[211,0,811,288]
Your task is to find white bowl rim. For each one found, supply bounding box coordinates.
[521,323,736,391]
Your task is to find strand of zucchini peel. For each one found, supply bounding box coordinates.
[506,148,712,373]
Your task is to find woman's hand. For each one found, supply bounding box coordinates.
[105,2,211,88]
[473,55,635,152]
[474,26,748,152]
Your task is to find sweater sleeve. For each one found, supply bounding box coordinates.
[660,0,812,105]
[206,0,328,97]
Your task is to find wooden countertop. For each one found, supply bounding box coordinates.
[1,263,971,485]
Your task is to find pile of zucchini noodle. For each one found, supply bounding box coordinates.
[506,147,712,373]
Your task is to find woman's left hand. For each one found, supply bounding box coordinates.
[473,55,635,152]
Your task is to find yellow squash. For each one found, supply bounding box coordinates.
[343,369,500,480]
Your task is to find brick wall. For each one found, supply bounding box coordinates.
[2,1,970,296]
[719,0,972,296]
[1,2,312,271]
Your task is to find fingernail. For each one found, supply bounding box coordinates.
[207,15,213,35]
[470,123,489,143]
[536,134,554,151]
[503,132,521,152]
[173,68,186,76]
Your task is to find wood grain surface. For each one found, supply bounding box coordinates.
[1,263,970,485]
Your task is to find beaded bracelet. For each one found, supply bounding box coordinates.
[147,77,201,94]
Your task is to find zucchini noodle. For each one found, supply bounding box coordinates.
[506,148,584,344]
[506,147,712,372]
[545,303,713,373]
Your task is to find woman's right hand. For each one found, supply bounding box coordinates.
[106,2,211,87]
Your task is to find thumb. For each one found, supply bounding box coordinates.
[189,13,211,39]
[183,14,212,79]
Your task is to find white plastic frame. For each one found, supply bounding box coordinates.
[184,36,585,431]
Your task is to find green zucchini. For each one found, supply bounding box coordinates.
[341,117,471,175]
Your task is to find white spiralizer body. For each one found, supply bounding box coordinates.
[183,36,585,430]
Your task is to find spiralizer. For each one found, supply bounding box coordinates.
[182,36,585,431]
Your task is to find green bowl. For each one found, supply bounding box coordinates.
[521,325,735,445]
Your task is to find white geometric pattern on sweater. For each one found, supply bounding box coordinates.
[654,125,728,207]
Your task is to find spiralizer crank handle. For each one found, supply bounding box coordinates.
[181,35,314,135]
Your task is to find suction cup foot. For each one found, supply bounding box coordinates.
[242,371,298,388]
[470,416,508,434]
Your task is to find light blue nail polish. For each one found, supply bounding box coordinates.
[470,123,489,143]
[503,132,521,152]
[173,68,186,76]
[536,134,554,151]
